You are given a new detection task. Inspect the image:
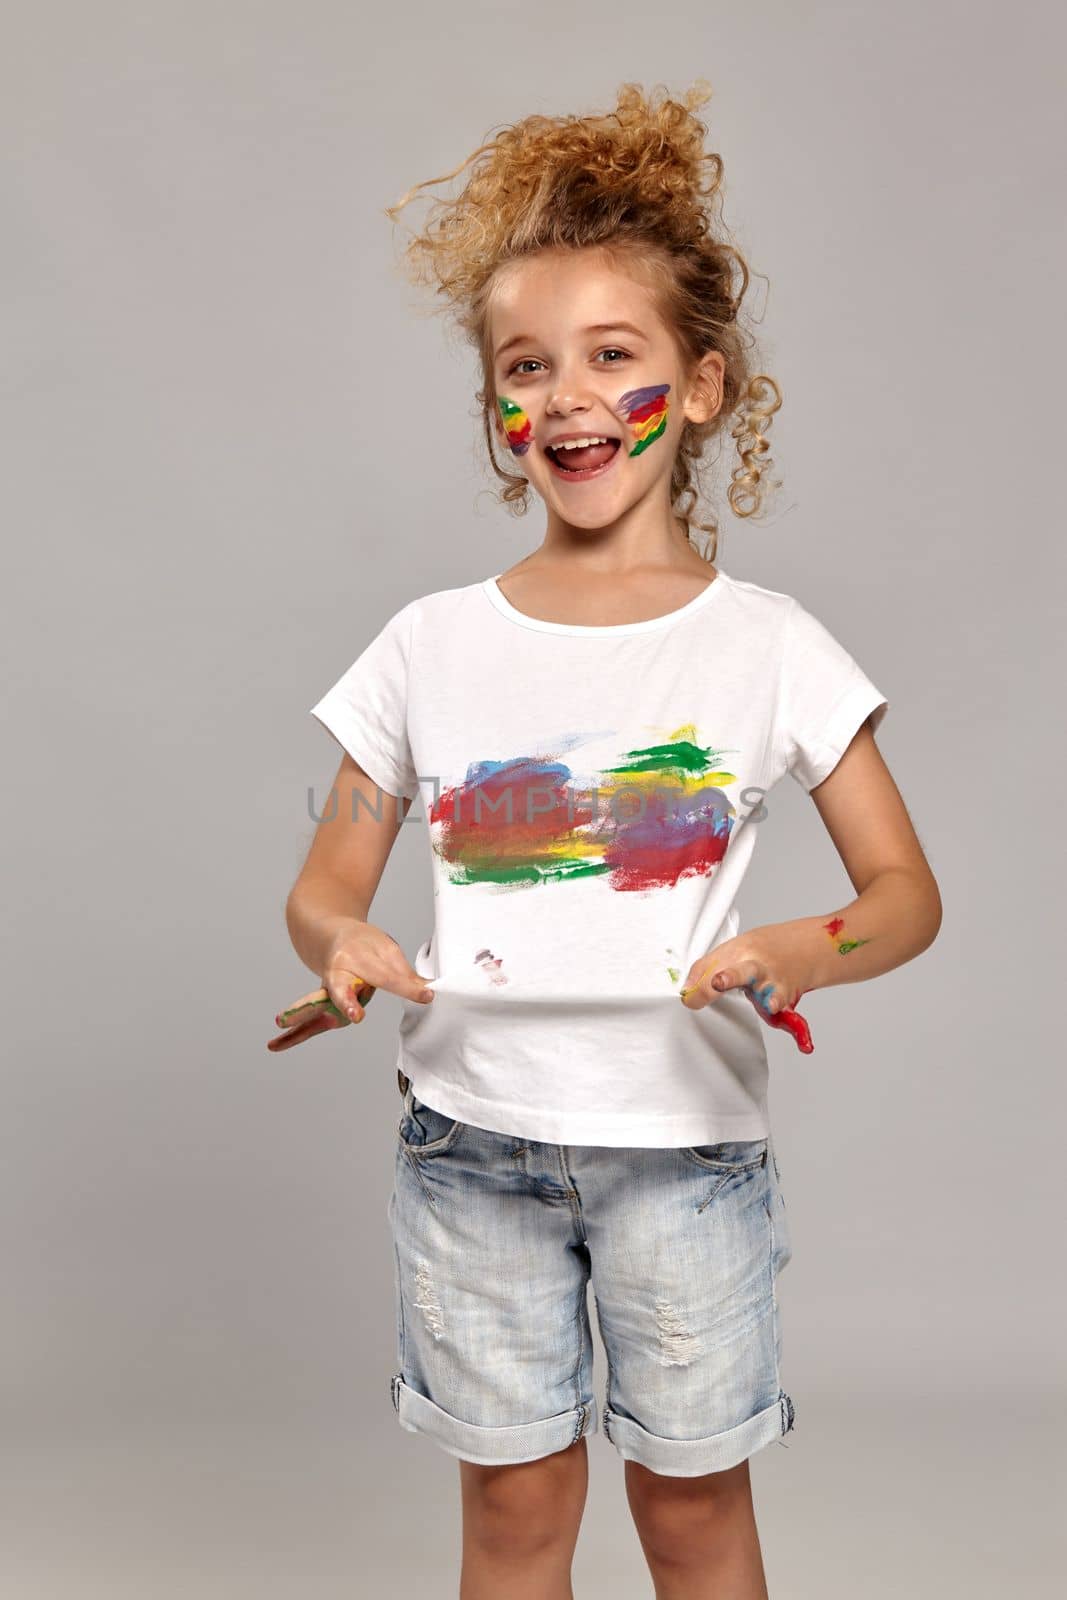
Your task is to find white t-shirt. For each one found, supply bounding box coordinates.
[309,558,888,1147]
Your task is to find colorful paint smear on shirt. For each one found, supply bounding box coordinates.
[429,723,737,893]
[498,396,533,455]
[475,947,509,985]
[617,383,670,456]
[823,915,870,954]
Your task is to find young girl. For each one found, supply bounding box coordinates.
[274,81,941,1600]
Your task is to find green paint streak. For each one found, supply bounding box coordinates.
[446,858,612,888]
[667,966,680,983]
[604,739,734,777]
[836,937,871,954]
[498,397,524,419]
[281,996,347,1024]
[628,415,667,456]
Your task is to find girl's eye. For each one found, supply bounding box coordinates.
[507,348,630,377]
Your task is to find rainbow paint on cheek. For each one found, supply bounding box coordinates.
[617,383,670,456]
[498,397,533,456]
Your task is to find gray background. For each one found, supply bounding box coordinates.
[4,2,1064,1595]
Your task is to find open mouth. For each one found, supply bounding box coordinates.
[543,437,622,481]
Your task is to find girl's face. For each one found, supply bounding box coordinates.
[488,249,721,530]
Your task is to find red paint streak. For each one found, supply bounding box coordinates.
[432,765,583,868]
[624,396,668,424]
[745,985,815,1054]
[606,823,729,892]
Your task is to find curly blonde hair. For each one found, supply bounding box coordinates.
[383,80,782,562]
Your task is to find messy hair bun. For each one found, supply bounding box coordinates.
[384,81,781,559]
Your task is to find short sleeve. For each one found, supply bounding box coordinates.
[775,598,888,793]
[309,602,419,801]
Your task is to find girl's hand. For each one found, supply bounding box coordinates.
[267,920,435,1053]
[679,926,817,1054]
[267,984,367,1051]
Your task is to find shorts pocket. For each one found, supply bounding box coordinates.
[398,1094,465,1158]
[680,1138,768,1174]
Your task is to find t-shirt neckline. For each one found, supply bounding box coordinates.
[481,566,729,637]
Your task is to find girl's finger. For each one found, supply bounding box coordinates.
[277,975,375,1031]
[275,996,349,1028]
[276,987,336,1027]
[679,958,718,1005]
[326,969,379,1024]
[682,957,761,1006]
[744,976,780,1014]
[266,1011,340,1052]
[744,990,814,1054]
[710,964,758,994]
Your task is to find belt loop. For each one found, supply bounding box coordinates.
[397,1069,414,1119]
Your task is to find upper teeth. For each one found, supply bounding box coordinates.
[553,437,609,451]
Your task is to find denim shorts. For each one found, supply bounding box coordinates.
[387,1074,795,1476]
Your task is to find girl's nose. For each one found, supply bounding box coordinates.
[546,384,594,415]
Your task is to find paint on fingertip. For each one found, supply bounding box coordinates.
[746,979,777,1016]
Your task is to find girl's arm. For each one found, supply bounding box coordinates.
[272,753,433,1049]
[781,717,941,990]
[680,722,941,1019]
[286,751,411,977]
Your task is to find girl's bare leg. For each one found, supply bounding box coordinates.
[624,1456,769,1600]
[459,1437,589,1600]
